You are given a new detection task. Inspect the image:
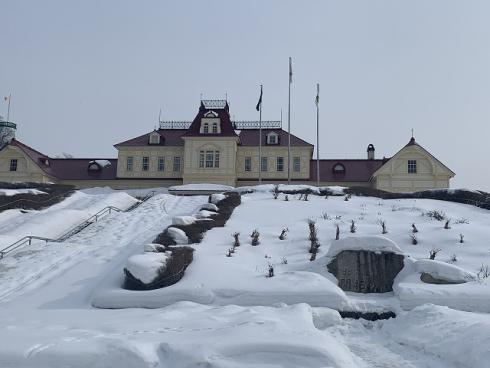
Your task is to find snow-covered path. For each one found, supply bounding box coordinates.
[0,193,206,306]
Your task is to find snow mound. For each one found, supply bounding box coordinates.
[125,252,170,284]
[0,188,47,196]
[327,235,404,258]
[195,210,216,219]
[382,304,490,368]
[414,259,476,283]
[144,243,165,252]
[169,183,234,191]
[172,216,196,226]
[311,307,342,329]
[200,203,219,211]
[166,227,188,244]
[209,193,226,204]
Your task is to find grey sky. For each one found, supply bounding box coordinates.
[2,0,490,190]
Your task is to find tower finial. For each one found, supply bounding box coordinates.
[411,128,414,138]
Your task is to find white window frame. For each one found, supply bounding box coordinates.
[293,157,301,172]
[149,132,160,145]
[126,157,133,172]
[261,156,268,172]
[9,159,18,172]
[244,156,252,172]
[212,122,218,133]
[408,160,417,174]
[158,156,165,171]
[203,123,209,134]
[173,156,181,172]
[267,133,278,144]
[276,157,284,172]
[200,150,219,168]
[142,156,149,171]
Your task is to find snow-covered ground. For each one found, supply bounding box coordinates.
[0,186,489,367]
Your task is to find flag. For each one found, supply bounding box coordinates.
[315,83,320,106]
[289,57,293,84]
[256,85,263,111]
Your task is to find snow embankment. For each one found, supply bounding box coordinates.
[382,304,490,368]
[326,235,404,258]
[0,188,47,196]
[0,190,139,249]
[169,183,234,191]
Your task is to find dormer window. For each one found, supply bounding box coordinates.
[149,132,161,145]
[204,110,218,118]
[88,162,100,171]
[333,163,346,174]
[267,132,279,145]
[212,122,218,133]
[203,123,209,134]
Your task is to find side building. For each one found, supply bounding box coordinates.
[0,102,455,192]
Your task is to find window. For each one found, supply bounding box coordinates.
[293,157,301,172]
[142,156,149,171]
[173,156,181,172]
[126,157,133,172]
[212,122,218,133]
[203,123,209,134]
[88,162,100,171]
[408,160,417,174]
[244,156,252,172]
[9,159,18,172]
[158,156,165,171]
[261,156,268,172]
[276,157,284,172]
[267,133,278,144]
[200,150,220,168]
[333,163,345,174]
[149,132,160,145]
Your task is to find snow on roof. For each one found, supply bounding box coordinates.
[327,236,404,258]
[92,159,111,168]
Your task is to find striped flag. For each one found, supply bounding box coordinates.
[289,57,293,84]
[256,85,263,111]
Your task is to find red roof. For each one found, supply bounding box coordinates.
[114,129,186,147]
[310,159,386,182]
[238,129,313,147]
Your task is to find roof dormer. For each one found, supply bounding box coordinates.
[266,132,279,145]
[149,131,162,145]
[200,112,221,134]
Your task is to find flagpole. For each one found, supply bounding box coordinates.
[6,94,11,122]
[316,84,320,187]
[259,85,263,185]
[287,57,292,185]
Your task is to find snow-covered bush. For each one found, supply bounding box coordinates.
[250,229,260,246]
[166,227,189,244]
[201,203,219,212]
[125,252,170,284]
[172,216,196,226]
[232,232,240,247]
[429,248,442,260]
[279,228,288,240]
[410,234,418,245]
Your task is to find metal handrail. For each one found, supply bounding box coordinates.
[0,191,155,259]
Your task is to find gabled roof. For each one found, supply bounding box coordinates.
[114,129,187,147]
[6,139,117,180]
[372,137,456,177]
[310,159,386,182]
[238,129,313,147]
[182,101,238,138]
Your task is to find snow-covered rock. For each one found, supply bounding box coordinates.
[0,188,47,196]
[200,203,219,211]
[172,216,196,226]
[414,259,476,283]
[326,235,404,258]
[166,227,189,244]
[144,243,159,252]
[209,193,226,204]
[125,252,170,284]
[311,307,342,329]
[195,210,216,219]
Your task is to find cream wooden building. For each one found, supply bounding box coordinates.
[0,102,455,192]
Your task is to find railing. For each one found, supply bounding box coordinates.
[159,120,282,130]
[0,191,155,259]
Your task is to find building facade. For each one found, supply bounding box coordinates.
[0,101,455,192]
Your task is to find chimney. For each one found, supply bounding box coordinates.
[367,144,375,160]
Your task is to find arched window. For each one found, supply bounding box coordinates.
[203,123,209,134]
[333,163,346,174]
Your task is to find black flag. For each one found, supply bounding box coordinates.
[256,85,263,111]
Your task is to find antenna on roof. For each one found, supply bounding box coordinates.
[411,128,414,138]
[159,108,162,123]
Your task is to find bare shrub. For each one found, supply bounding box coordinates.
[321,212,331,220]
[304,193,309,201]
[426,210,446,221]
[477,264,490,279]
[429,248,442,260]
[350,220,356,233]
[281,257,288,264]
[310,252,317,261]
[448,254,458,264]
[232,232,240,247]
[335,224,340,240]
[444,219,451,229]
[250,229,260,246]
[226,248,233,257]
[377,219,388,234]
[308,220,318,242]
[284,195,289,201]
[412,223,418,233]
[410,234,418,245]
[459,233,464,244]
[267,264,274,277]
[272,185,279,199]
[279,228,288,240]
[454,218,469,224]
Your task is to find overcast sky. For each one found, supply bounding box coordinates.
[2,0,490,190]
